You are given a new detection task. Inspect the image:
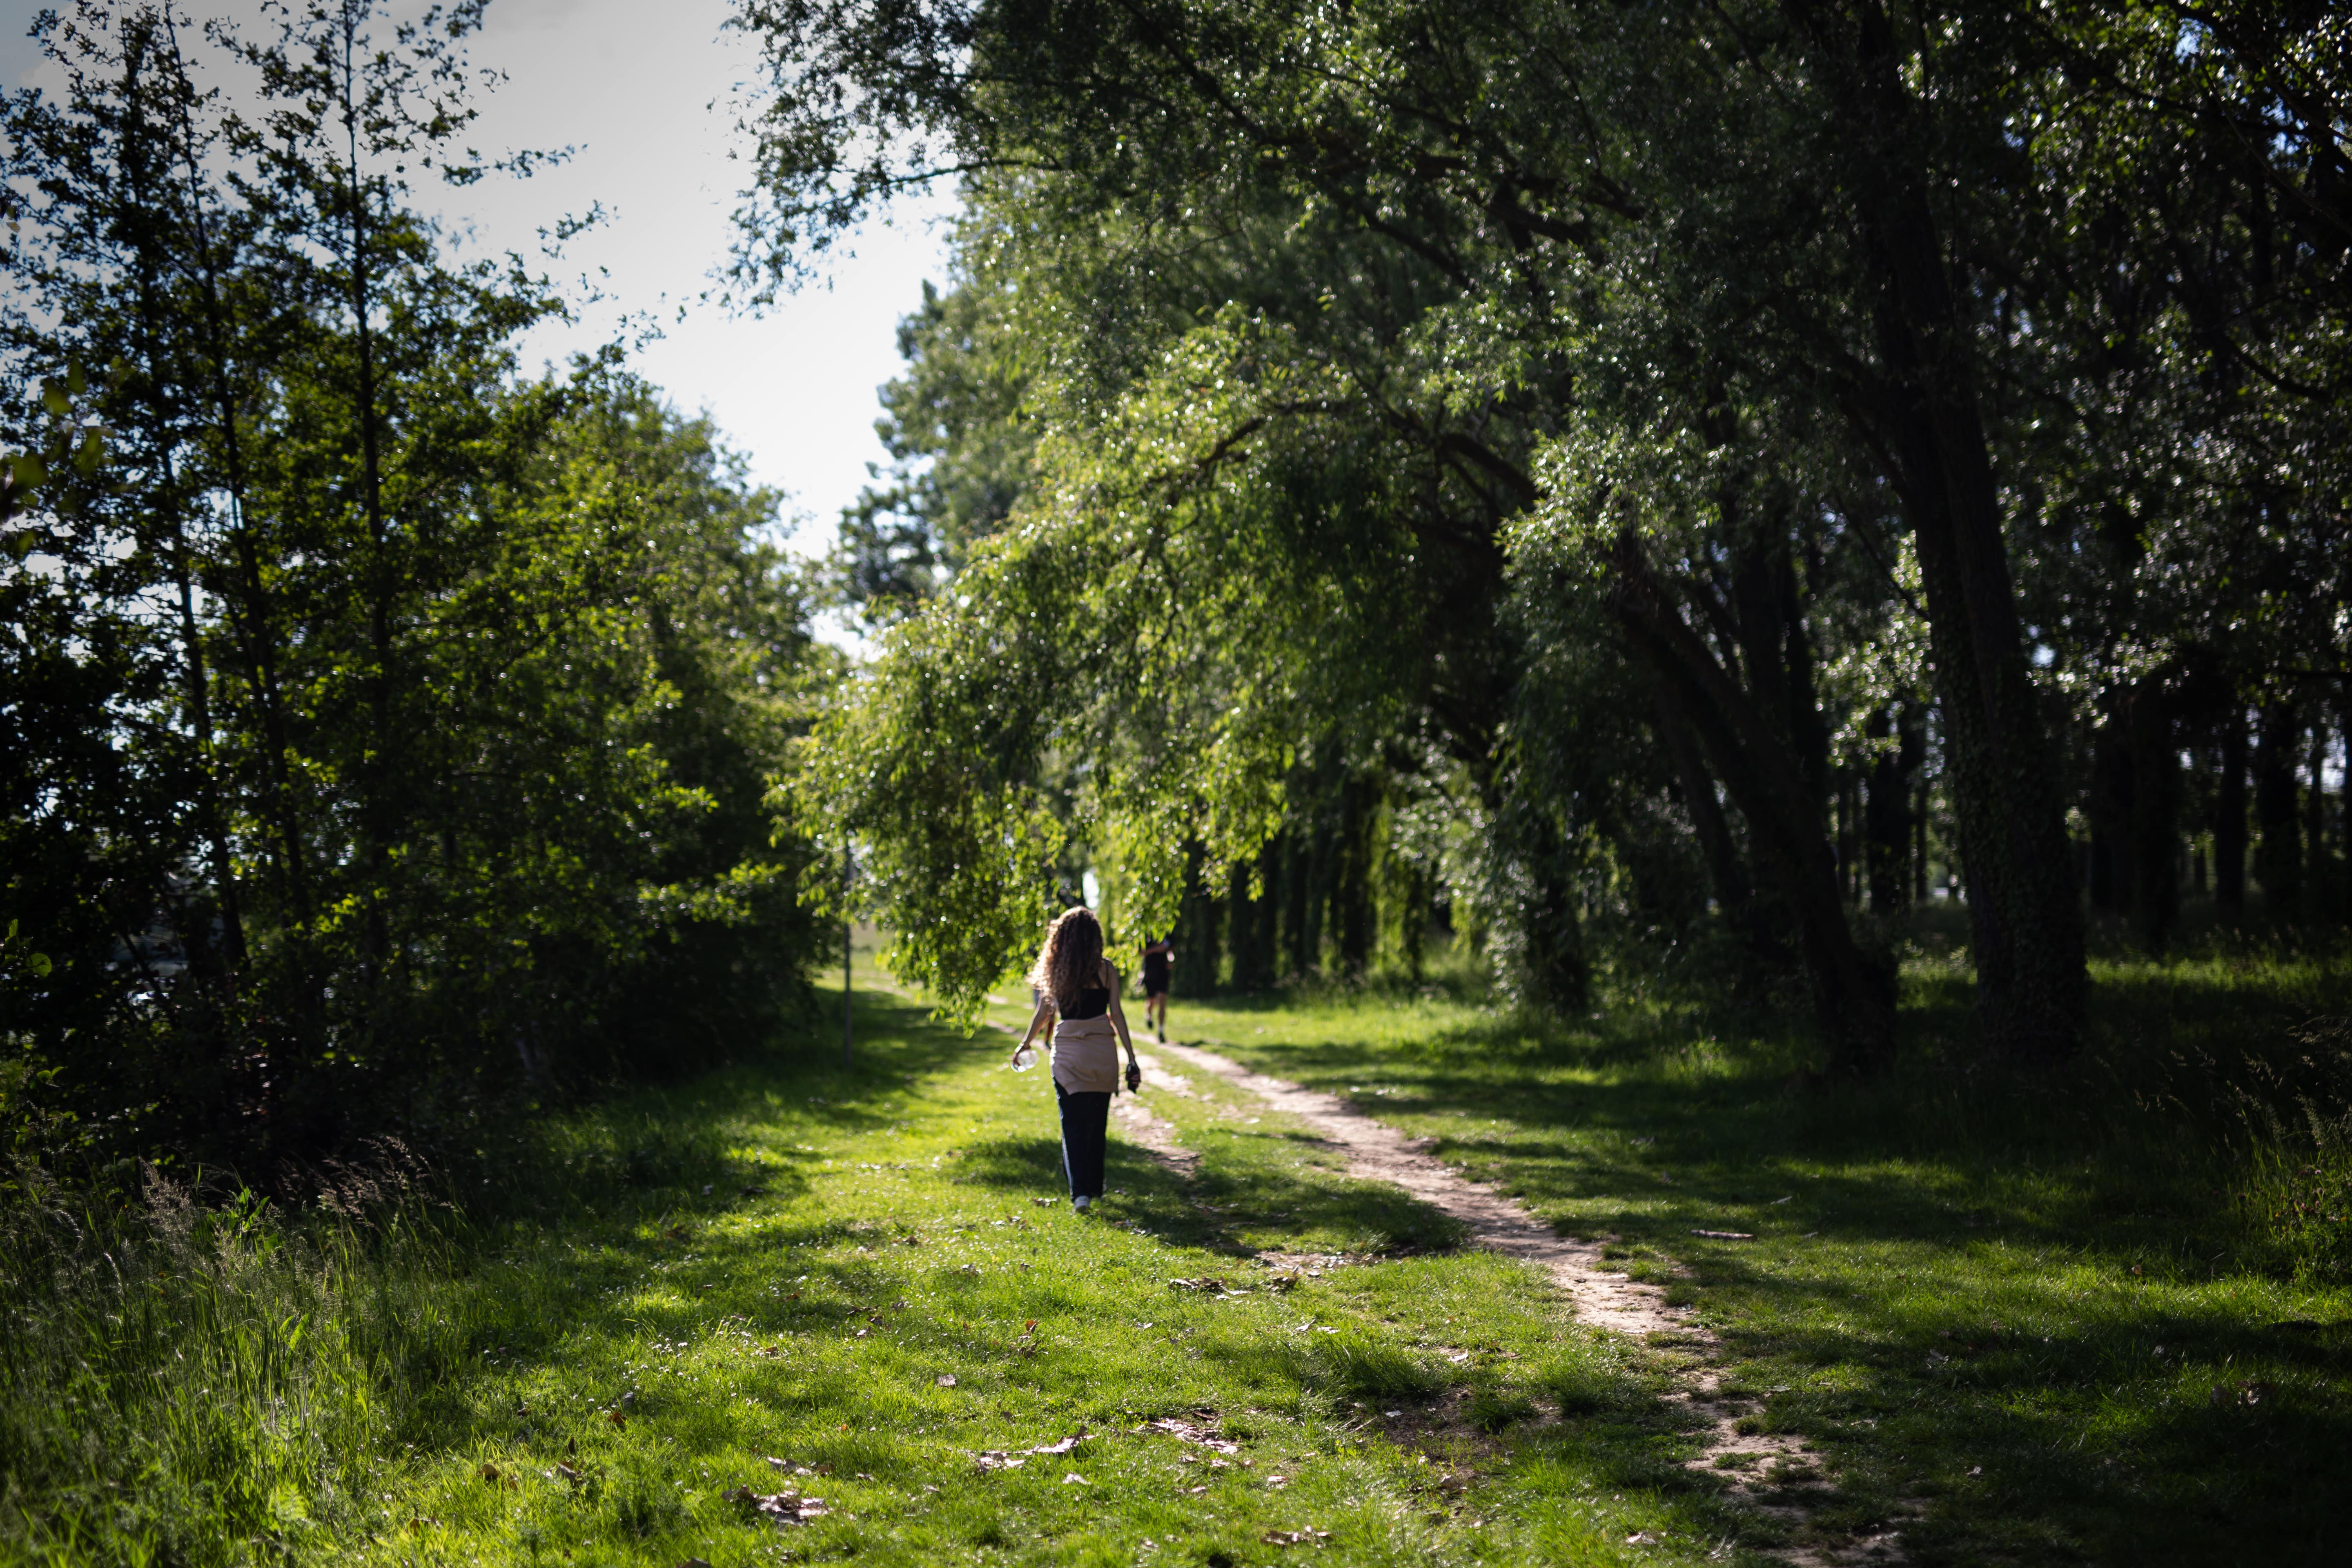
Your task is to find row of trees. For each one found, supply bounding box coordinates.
[746,0,2350,1069]
[2,2,828,1173]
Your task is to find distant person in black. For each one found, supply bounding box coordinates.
[1140,933,1174,1043]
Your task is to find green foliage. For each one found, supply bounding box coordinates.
[0,5,828,1172]
[741,0,2352,1072]
[833,278,1036,617]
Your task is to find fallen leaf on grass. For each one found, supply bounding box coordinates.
[1138,1416,1241,1453]
[2212,1380,2274,1406]
[1262,1528,1331,1546]
[1625,1531,1657,1545]
[1033,1196,1059,1207]
[605,1410,627,1429]
[972,1452,1027,1472]
[723,1487,829,1528]
[936,1374,958,1387]
[1062,1472,1089,1485]
[854,1328,870,1339]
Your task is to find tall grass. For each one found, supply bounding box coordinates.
[0,1155,468,1566]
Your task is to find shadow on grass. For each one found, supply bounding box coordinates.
[1180,951,2352,1565]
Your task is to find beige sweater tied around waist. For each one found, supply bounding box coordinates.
[1050,1016,1122,1094]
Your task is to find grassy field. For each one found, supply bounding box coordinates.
[3,936,2347,1566]
[1136,944,2352,1566]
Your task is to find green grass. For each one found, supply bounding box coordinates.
[4,935,2346,1566]
[1136,942,2352,1565]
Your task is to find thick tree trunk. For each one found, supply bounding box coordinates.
[1788,0,2085,1061]
[2217,706,2248,912]
[2089,717,2129,915]
[1334,775,1375,976]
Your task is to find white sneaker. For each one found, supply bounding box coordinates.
[1072,1194,1091,1213]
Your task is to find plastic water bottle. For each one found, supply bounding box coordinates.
[1011,1043,1039,1072]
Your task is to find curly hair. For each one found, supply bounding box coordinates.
[1027,906,1105,1007]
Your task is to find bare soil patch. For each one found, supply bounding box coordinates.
[1170,1042,1685,1339]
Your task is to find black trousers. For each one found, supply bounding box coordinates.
[1055,1080,1111,1198]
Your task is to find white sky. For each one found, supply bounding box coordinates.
[2,0,956,577]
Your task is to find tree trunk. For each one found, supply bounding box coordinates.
[2125,682,2180,953]
[1611,531,1893,1073]
[339,18,395,978]
[1788,0,2084,1061]
[2303,719,2330,924]
[2341,697,2352,926]
[2217,705,2248,913]
[1864,705,1915,912]
[167,45,312,925]
[1650,682,1790,973]
[118,48,247,980]
[2254,702,2302,918]
[1334,775,1375,976]
[2089,715,2129,915]
[1913,766,1930,903]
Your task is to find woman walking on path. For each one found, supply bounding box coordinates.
[1011,907,1142,1212]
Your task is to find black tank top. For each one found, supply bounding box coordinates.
[1060,986,1110,1020]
